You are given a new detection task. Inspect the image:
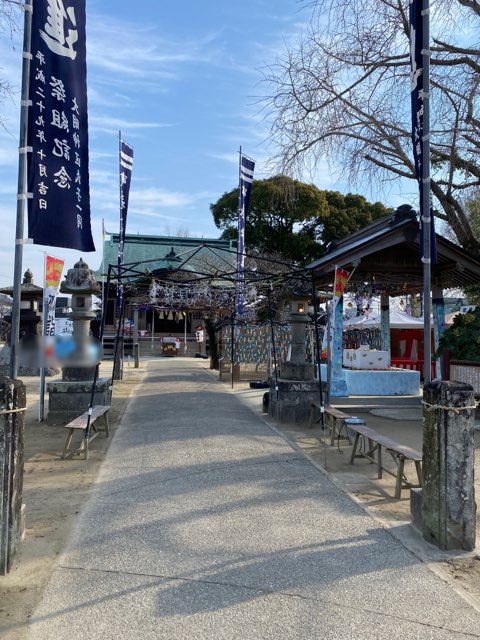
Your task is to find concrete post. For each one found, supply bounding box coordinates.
[0,377,25,574]
[422,380,476,551]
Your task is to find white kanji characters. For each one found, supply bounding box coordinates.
[36,100,46,113]
[35,115,45,127]
[76,187,81,202]
[72,132,80,149]
[39,164,48,177]
[71,97,79,115]
[40,0,78,61]
[39,199,48,210]
[74,152,81,167]
[38,181,49,196]
[35,69,46,84]
[53,166,71,189]
[36,130,46,144]
[36,51,46,65]
[36,86,45,99]
[72,113,80,130]
[50,76,66,102]
[76,214,83,229]
[120,172,128,186]
[52,137,71,160]
[75,169,81,184]
[51,109,69,132]
[37,149,46,161]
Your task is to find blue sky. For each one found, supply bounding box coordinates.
[0,0,412,287]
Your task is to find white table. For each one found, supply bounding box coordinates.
[343,349,389,369]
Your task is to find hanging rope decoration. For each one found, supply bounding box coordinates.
[148,279,259,312]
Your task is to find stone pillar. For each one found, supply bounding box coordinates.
[269,312,318,423]
[330,296,347,397]
[421,380,476,551]
[380,293,391,366]
[432,286,446,379]
[0,376,25,574]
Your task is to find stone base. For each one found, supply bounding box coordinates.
[268,378,322,424]
[47,377,111,425]
[279,362,314,381]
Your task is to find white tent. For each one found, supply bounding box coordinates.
[344,310,427,329]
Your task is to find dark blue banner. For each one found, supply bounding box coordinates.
[118,140,134,269]
[409,0,436,263]
[27,0,94,251]
[237,154,255,315]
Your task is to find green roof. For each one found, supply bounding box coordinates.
[97,233,237,282]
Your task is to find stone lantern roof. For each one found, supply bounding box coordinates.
[60,258,101,295]
[0,269,43,301]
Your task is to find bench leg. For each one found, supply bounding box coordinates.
[349,433,360,464]
[395,456,406,499]
[415,460,423,487]
[103,413,110,438]
[330,418,337,446]
[377,444,383,479]
[62,429,75,459]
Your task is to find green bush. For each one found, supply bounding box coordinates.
[437,307,480,361]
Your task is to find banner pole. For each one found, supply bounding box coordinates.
[10,0,33,380]
[421,0,432,384]
[39,252,47,421]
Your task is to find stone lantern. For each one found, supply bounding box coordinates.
[0,269,44,375]
[47,258,111,424]
[268,290,320,424]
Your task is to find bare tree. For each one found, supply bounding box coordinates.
[263,0,480,255]
[0,0,21,129]
[175,225,190,238]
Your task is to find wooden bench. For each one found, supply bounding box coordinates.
[347,422,423,498]
[62,405,110,461]
[309,401,366,446]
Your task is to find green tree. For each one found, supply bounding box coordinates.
[437,308,480,361]
[210,175,390,264]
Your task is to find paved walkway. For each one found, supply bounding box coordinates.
[27,359,480,639]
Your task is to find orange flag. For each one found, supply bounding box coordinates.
[45,256,64,289]
[44,256,65,336]
[333,267,349,306]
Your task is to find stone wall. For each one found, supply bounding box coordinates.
[0,376,25,574]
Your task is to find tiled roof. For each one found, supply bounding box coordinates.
[97,233,237,282]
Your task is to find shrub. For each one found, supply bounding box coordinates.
[436,308,480,361]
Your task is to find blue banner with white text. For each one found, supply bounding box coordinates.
[27,0,94,251]
[409,0,436,263]
[116,139,133,308]
[237,154,255,315]
[118,140,134,269]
